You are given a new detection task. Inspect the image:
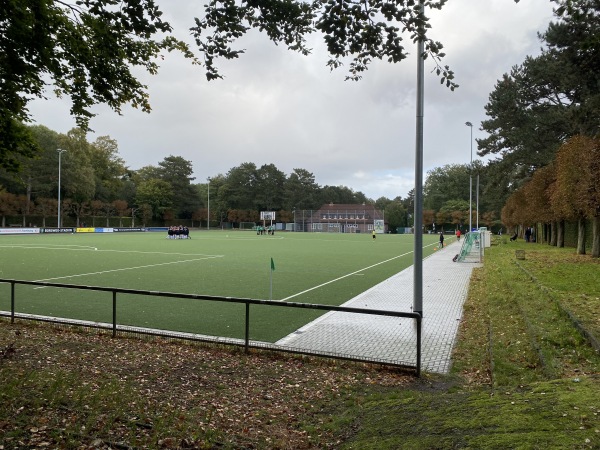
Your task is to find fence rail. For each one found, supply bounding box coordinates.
[0,278,423,376]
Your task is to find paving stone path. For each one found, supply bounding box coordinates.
[276,241,481,373]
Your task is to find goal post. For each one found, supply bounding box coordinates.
[239,222,256,231]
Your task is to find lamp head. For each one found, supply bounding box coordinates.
[465,121,473,127]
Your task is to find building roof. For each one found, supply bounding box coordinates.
[311,203,384,221]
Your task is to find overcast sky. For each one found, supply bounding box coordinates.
[28,0,555,200]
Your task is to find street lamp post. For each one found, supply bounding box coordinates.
[57,149,67,228]
[476,173,479,229]
[207,178,210,231]
[465,122,473,233]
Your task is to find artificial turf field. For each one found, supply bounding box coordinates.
[0,230,442,342]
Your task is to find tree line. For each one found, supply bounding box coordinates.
[480,1,599,256]
[420,1,600,254]
[0,124,417,230]
[502,136,600,257]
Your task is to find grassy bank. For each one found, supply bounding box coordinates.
[1,241,599,449]
[338,242,600,449]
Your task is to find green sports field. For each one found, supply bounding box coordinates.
[0,231,442,342]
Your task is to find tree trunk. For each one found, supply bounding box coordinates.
[577,218,586,255]
[26,174,32,215]
[557,220,565,248]
[592,216,600,258]
[550,221,557,246]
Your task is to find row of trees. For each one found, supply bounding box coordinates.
[422,162,499,232]
[1,120,506,233]
[415,2,600,242]
[0,125,419,230]
[0,193,133,228]
[477,1,599,219]
[502,136,600,257]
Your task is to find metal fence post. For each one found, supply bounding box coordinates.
[245,302,250,353]
[10,281,15,324]
[416,315,422,377]
[112,290,117,338]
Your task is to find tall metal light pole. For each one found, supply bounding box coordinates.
[413,0,425,318]
[465,122,473,233]
[207,178,210,231]
[57,149,67,228]
[476,173,479,229]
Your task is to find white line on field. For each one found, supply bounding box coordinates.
[0,244,219,257]
[279,242,439,302]
[0,244,96,250]
[279,250,415,302]
[32,255,223,287]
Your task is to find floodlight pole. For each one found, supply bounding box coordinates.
[207,177,210,231]
[476,173,479,229]
[465,122,473,232]
[413,0,425,318]
[57,149,67,228]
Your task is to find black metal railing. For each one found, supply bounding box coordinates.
[0,278,423,375]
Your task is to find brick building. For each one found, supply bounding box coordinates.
[293,203,387,233]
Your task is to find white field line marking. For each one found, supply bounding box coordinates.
[32,255,223,287]
[279,242,438,302]
[186,236,285,241]
[280,250,413,302]
[0,244,219,257]
[0,244,96,250]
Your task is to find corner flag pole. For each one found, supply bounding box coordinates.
[269,257,275,300]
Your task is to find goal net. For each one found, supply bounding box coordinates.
[239,222,256,231]
[456,231,483,263]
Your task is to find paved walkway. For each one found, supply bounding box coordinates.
[276,241,481,373]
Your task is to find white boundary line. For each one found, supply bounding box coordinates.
[32,255,223,286]
[279,242,439,302]
[280,250,414,302]
[0,244,220,257]
[182,236,285,241]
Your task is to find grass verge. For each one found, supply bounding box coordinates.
[338,242,600,449]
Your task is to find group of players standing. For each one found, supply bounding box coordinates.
[256,225,275,235]
[167,225,190,239]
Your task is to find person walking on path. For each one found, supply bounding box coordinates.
[439,231,444,248]
[455,229,461,241]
